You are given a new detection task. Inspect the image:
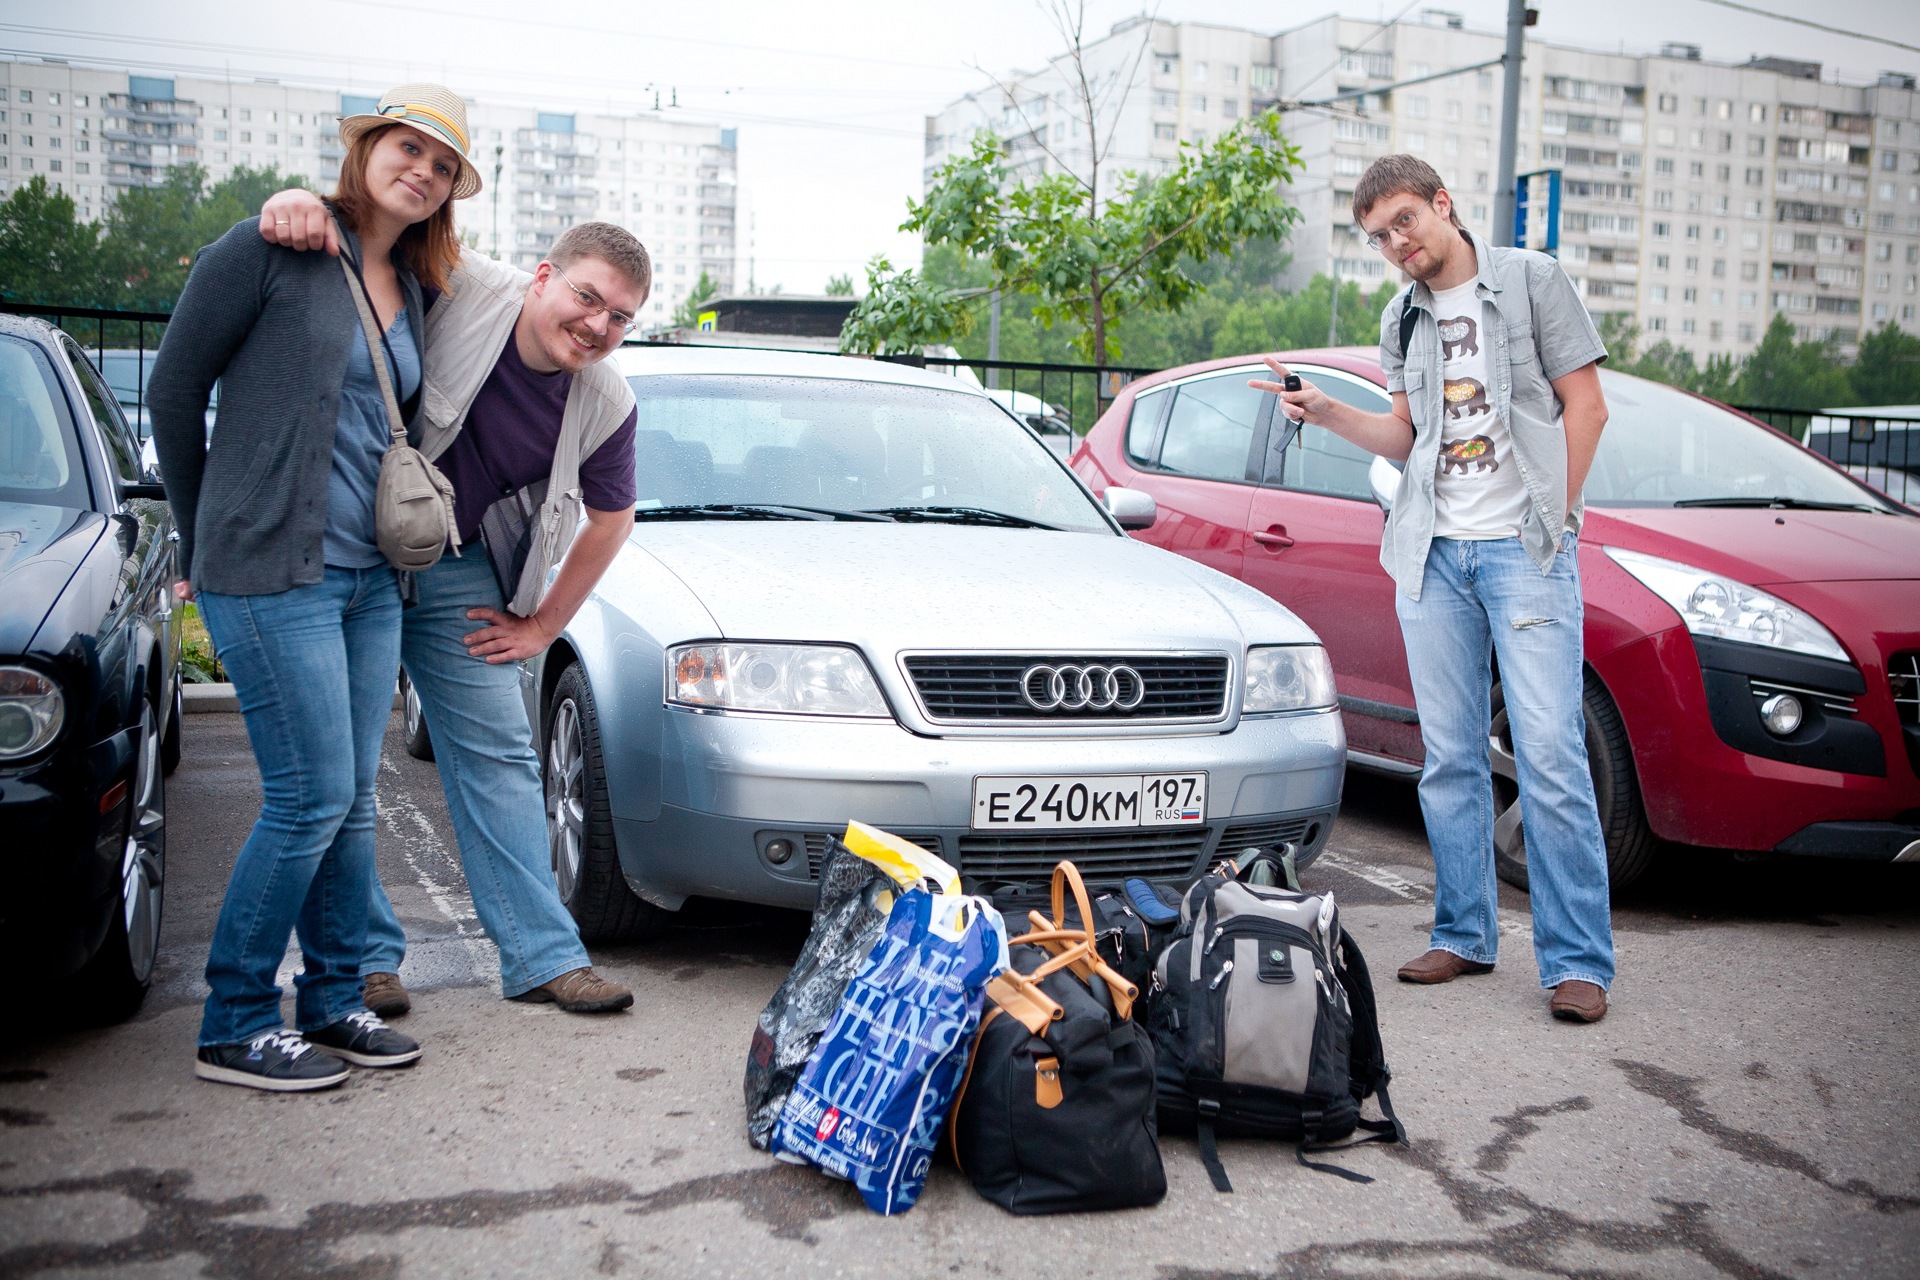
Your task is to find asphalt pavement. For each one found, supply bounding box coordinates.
[2,710,1917,1279]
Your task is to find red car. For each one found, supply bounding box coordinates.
[1073,348,1920,888]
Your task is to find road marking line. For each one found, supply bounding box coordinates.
[1316,848,1432,901]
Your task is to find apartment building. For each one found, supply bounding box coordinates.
[0,58,736,322]
[925,13,1920,361]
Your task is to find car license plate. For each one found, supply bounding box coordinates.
[970,774,1207,830]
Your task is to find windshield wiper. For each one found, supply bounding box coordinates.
[634,503,893,522]
[861,505,1059,530]
[1672,496,1883,512]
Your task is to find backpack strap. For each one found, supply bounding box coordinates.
[1338,932,1409,1147]
[1194,1097,1233,1193]
[1397,285,1422,361]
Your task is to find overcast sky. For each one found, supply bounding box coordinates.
[4,0,1917,292]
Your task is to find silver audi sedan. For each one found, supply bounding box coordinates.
[521,345,1345,940]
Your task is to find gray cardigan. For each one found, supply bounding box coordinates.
[148,217,426,594]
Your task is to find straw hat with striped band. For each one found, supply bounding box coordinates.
[338,83,482,200]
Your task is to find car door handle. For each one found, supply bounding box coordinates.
[1251,526,1295,549]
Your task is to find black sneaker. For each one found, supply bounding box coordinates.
[306,1009,422,1068]
[195,1030,350,1092]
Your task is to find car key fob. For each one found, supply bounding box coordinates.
[1283,374,1302,392]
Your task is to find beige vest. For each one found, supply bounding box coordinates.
[419,249,635,616]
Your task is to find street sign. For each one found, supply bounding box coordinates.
[1514,169,1562,256]
[697,310,717,332]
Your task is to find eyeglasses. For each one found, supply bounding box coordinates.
[1362,201,1433,252]
[554,266,638,335]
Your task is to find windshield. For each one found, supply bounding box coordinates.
[625,374,1111,532]
[0,336,90,510]
[1586,371,1891,510]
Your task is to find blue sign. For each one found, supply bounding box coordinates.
[1514,169,1562,256]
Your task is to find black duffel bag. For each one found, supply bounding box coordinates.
[948,861,1166,1214]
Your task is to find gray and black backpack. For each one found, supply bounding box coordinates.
[1148,858,1406,1191]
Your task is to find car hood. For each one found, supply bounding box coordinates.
[1585,507,1920,586]
[0,501,106,654]
[624,522,1316,651]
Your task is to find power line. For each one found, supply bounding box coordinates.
[1691,0,1920,56]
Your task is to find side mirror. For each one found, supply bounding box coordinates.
[1368,455,1401,513]
[1104,486,1157,531]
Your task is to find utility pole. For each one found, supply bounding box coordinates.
[1327,272,1340,346]
[1492,0,1531,248]
[987,289,1002,389]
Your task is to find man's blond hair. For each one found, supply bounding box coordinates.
[1351,154,1466,230]
[549,222,652,295]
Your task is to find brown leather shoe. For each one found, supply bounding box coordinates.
[1397,949,1496,984]
[362,971,411,1017]
[509,967,633,1013]
[1549,980,1608,1023]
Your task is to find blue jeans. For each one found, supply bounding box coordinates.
[196,567,401,1046]
[1395,532,1616,990]
[364,552,590,996]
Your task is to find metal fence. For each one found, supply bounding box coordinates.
[1,301,174,431]
[1730,403,1920,508]
[880,353,1158,449]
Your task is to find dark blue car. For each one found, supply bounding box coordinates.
[0,313,180,1023]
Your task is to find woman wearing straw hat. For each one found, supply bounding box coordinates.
[149,84,482,1092]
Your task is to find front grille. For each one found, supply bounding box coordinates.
[1217,816,1316,851]
[1749,678,1857,718]
[804,831,943,880]
[957,827,1208,884]
[1891,652,1919,727]
[903,653,1230,722]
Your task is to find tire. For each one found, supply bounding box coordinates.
[71,695,166,1024]
[1490,670,1657,894]
[544,663,664,943]
[400,667,434,762]
[159,668,183,777]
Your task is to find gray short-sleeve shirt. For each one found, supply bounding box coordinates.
[1377,230,1607,599]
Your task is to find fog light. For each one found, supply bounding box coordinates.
[1759,693,1803,736]
[765,837,795,866]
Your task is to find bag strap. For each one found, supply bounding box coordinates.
[1194,1098,1233,1193]
[1396,284,1421,361]
[334,216,410,450]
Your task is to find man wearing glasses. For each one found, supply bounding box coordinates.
[1251,154,1616,1024]
[259,198,647,1017]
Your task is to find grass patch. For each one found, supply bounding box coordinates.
[179,602,227,683]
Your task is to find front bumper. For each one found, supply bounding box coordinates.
[1775,821,1920,862]
[616,705,1346,911]
[0,728,136,975]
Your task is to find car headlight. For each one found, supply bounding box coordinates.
[668,643,890,717]
[1604,547,1849,663]
[1244,645,1337,714]
[0,666,65,760]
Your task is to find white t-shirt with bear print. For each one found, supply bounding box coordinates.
[1428,279,1534,540]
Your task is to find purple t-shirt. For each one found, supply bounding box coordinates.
[438,329,638,543]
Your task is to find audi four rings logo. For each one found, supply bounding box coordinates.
[1020,663,1147,712]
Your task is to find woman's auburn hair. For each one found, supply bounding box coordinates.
[329,122,460,293]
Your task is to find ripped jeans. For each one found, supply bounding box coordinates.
[1396,532,1616,990]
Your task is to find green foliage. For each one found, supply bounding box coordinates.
[672,270,719,328]
[0,166,307,313]
[823,272,855,297]
[844,112,1305,363]
[1849,321,1920,405]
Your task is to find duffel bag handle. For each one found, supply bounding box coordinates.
[1008,861,1139,1020]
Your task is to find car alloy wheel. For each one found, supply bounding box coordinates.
[121,699,166,984]
[400,667,434,762]
[542,664,663,943]
[1490,670,1657,894]
[546,695,586,904]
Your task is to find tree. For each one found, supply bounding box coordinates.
[823,272,855,297]
[1850,321,1920,406]
[1733,312,1852,410]
[843,2,1304,363]
[672,270,719,328]
[0,177,103,305]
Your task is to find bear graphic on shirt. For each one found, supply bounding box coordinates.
[1438,314,1479,360]
[1444,377,1490,421]
[1440,434,1499,474]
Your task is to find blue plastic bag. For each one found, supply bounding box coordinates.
[771,887,1006,1215]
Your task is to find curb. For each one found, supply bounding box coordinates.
[184,683,406,714]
